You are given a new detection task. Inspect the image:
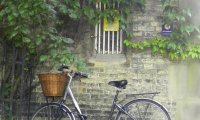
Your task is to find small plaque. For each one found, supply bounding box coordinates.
[161,24,173,36]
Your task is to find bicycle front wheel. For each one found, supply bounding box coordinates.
[115,98,171,120]
[31,102,75,120]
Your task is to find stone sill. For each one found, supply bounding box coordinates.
[88,54,127,66]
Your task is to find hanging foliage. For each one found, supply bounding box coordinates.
[0,0,146,119]
[0,0,145,68]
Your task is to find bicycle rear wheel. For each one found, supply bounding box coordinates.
[31,102,75,120]
[115,98,171,120]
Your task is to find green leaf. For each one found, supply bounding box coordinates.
[63,38,74,44]
[59,5,68,14]
[51,0,59,6]
[191,53,198,58]
[176,15,185,22]
[184,8,192,17]
[152,46,158,52]
[167,42,176,50]
[39,55,48,62]
[12,11,19,17]
[123,39,131,46]
[181,52,188,59]
[22,28,30,34]
[19,7,26,15]
[70,12,78,19]
[22,37,31,43]
[84,7,95,20]
[143,41,150,47]
[194,26,200,33]
[35,38,42,45]
[9,31,18,39]
[7,15,14,22]
[73,1,80,8]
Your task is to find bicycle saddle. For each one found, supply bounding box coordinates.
[108,80,127,89]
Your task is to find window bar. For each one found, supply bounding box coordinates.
[116,30,119,53]
[108,31,110,54]
[95,3,98,51]
[112,32,114,54]
[112,3,115,54]
[117,2,121,54]
[95,24,98,51]
[98,2,101,53]
[120,29,123,53]
[103,3,106,54]
[103,31,105,54]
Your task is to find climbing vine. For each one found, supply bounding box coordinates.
[0,0,145,68]
[0,0,146,119]
[124,0,200,60]
[124,37,200,60]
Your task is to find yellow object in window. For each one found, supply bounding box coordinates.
[103,17,119,31]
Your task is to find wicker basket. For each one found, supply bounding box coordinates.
[38,73,68,97]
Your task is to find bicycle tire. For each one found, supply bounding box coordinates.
[31,102,75,120]
[115,98,171,120]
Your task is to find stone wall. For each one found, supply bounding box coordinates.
[32,55,175,120]
[82,53,175,120]
[129,0,163,40]
[31,0,177,120]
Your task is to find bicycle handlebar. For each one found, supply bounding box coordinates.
[74,72,88,78]
[58,64,88,78]
[58,64,69,72]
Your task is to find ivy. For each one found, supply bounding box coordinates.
[0,0,145,69]
[124,37,200,60]
[0,1,147,119]
[124,0,200,60]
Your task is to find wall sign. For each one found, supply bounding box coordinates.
[161,24,173,36]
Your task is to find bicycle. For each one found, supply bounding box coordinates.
[31,65,171,120]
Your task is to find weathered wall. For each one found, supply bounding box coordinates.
[169,62,200,120]
[4,0,200,120]
[31,0,179,120]
[71,0,176,119]
[84,53,175,119]
[168,0,200,120]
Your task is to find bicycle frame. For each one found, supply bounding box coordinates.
[63,73,86,120]
[63,73,136,120]
[110,90,137,120]
[32,67,170,120]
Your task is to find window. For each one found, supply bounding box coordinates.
[94,2,123,54]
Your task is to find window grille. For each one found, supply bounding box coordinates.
[94,2,123,54]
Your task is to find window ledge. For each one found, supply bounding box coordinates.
[88,54,127,66]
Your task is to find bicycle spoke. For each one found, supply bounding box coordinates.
[129,102,166,120]
[31,103,74,120]
[116,99,170,120]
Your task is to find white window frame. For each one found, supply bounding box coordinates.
[94,2,123,54]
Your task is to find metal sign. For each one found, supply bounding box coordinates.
[161,24,173,36]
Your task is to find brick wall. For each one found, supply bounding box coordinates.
[32,55,175,120]
[31,0,177,120]
[80,53,175,120]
